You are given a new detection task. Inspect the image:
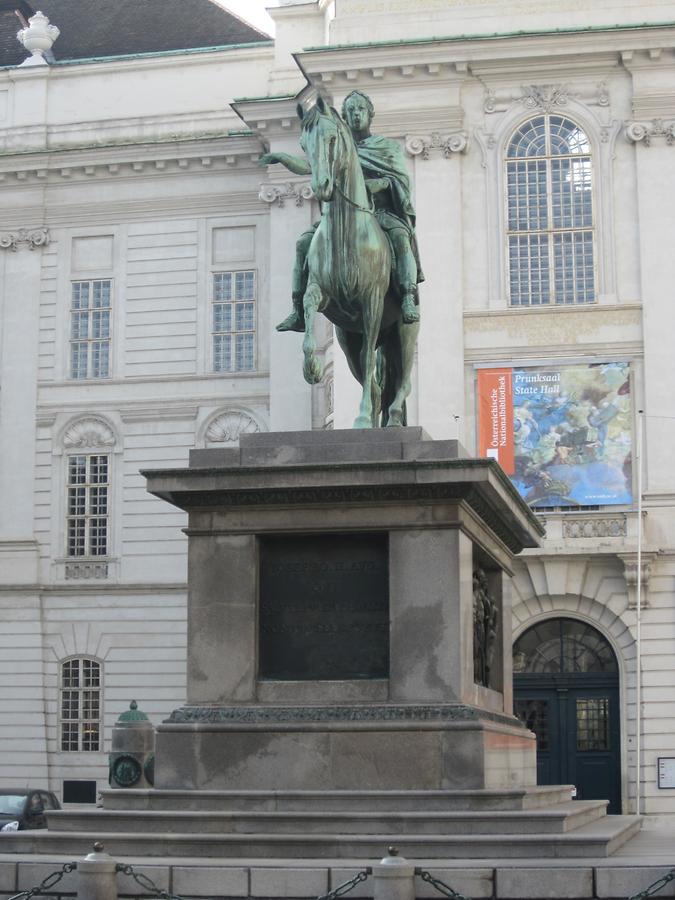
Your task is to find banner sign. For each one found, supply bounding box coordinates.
[477,362,632,508]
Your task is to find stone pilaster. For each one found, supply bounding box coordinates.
[0,229,48,581]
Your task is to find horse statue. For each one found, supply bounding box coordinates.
[296,95,419,428]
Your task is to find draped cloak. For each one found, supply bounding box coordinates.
[355,134,425,284]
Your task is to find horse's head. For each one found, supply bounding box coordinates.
[298,95,344,202]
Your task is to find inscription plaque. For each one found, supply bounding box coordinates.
[259,533,389,680]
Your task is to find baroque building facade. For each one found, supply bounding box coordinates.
[1,0,674,817]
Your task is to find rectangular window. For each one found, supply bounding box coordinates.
[60,659,101,752]
[212,270,256,372]
[66,455,109,557]
[70,280,111,379]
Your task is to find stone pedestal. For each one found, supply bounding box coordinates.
[143,429,544,792]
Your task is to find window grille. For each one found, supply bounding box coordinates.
[70,280,111,378]
[506,116,595,306]
[212,270,256,372]
[66,454,109,557]
[60,658,101,752]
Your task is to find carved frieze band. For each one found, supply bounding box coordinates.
[0,227,50,251]
[563,517,627,539]
[259,181,314,207]
[167,703,519,728]
[625,119,675,146]
[405,131,468,159]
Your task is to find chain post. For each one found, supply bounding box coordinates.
[372,847,416,900]
[77,842,118,900]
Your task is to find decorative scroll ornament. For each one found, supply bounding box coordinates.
[63,417,116,449]
[405,131,468,159]
[0,227,50,251]
[625,119,674,146]
[205,410,260,446]
[619,551,659,610]
[259,181,314,207]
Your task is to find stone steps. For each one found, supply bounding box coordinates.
[99,785,574,812]
[2,815,641,859]
[45,800,607,836]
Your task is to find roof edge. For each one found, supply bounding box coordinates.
[300,20,675,53]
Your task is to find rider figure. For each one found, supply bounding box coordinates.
[260,90,424,333]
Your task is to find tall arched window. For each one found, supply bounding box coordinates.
[60,658,101,751]
[506,115,595,306]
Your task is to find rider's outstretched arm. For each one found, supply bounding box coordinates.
[258,152,311,175]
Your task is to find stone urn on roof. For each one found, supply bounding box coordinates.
[17,11,60,66]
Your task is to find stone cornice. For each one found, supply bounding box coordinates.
[232,89,318,139]
[2,193,268,230]
[0,135,263,184]
[0,226,49,251]
[1,41,273,82]
[295,26,674,87]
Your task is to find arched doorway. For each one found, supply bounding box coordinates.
[513,617,621,813]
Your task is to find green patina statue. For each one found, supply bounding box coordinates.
[260,91,422,428]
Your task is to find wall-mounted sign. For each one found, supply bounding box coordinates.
[477,362,632,508]
[658,758,675,789]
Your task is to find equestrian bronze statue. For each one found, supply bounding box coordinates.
[260,91,422,428]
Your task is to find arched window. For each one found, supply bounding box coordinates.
[513,617,617,674]
[60,658,101,751]
[62,418,115,563]
[506,115,595,306]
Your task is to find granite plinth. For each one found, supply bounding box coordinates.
[143,430,543,794]
[155,705,535,791]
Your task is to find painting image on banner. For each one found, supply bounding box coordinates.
[479,362,632,508]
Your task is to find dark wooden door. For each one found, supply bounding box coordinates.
[513,618,621,814]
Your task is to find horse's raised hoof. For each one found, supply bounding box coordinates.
[303,357,323,384]
[276,311,305,333]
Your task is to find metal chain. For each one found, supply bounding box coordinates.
[628,867,675,900]
[316,868,371,900]
[116,863,186,900]
[416,868,473,900]
[8,862,77,900]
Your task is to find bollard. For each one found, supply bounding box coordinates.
[77,842,118,900]
[372,847,416,900]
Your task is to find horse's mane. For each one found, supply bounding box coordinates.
[302,103,355,150]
